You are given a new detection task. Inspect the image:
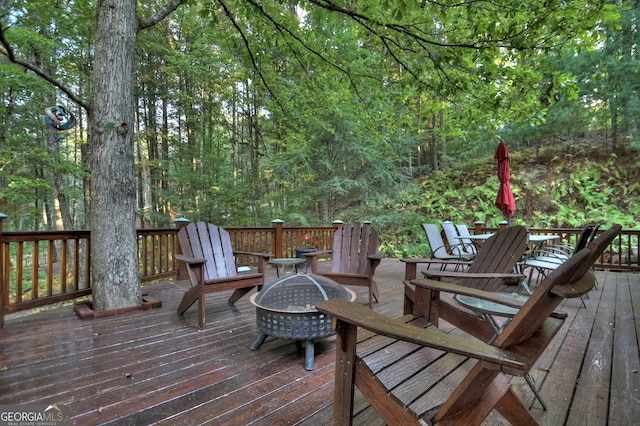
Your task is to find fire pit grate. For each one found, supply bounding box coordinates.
[250,273,355,370]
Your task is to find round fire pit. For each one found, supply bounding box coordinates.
[249,273,355,370]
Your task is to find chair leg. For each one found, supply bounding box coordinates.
[177,283,201,316]
[178,263,205,316]
[579,296,588,309]
[369,281,380,309]
[519,278,533,295]
[495,387,541,426]
[332,320,358,426]
[432,364,506,425]
[524,373,548,410]
[198,284,206,329]
[228,286,255,304]
[403,283,415,315]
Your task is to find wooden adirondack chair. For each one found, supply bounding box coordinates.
[414,226,560,409]
[176,222,271,329]
[316,224,621,425]
[402,225,529,321]
[304,222,383,309]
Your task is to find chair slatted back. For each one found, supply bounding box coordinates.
[462,225,529,290]
[495,225,621,348]
[332,222,378,275]
[573,224,596,254]
[178,222,237,281]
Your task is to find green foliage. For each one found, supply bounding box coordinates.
[353,144,640,257]
[0,0,635,237]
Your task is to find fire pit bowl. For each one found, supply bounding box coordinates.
[249,273,355,370]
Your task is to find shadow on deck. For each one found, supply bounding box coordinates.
[0,259,639,425]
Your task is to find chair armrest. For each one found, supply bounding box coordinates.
[551,270,597,298]
[367,251,385,261]
[316,298,529,373]
[400,258,473,266]
[422,270,525,281]
[411,279,527,309]
[304,250,332,274]
[412,278,568,320]
[545,245,572,254]
[303,250,332,259]
[234,251,271,274]
[234,250,272,259]
[400,258,473,281]
[175,254,206,265]
[447,242,476,256]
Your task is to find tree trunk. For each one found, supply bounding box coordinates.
[89,0,141,311]
[431,114,439,172]
[610,100,618,152]
[46,126,74,230]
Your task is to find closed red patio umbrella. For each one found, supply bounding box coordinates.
[494,141,516,223]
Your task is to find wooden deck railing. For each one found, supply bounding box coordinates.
[1,215,638,326]
[0,218,340,324]
[477,221,640,271]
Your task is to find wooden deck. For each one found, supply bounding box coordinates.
[1,259,638,425]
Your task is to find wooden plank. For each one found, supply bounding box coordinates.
[259,379,335,425]
[519,274,601,423]
[361,339,421,373]
[348,223,361,273]
[374,344,445,390]
[608,272,640,425]
[207,363,336,425]
[0,298,255,398]
[410,357,476,418]
[630,270,640,368]
[352,403,386,426]
[565,270,617,425]
[106,347,320,425]
[398,352,469,415]
[3,311,261,406]
[0,261,637,425]
[65,333,303,423]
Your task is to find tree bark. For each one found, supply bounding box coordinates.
[46,126,74,231]
[431,113,439,172]
[89,0,141,311]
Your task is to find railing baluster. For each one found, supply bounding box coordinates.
[16,242,24,303]
[61,239,68,293]
[47,240,54,296]
[0,223,637,324]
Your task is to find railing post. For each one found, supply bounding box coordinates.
[272,219,284,258]
[498,220,508,231]
[474,221,485,235]
[174,217,190,280]
[332,220,344,229]
[0,213,7,328]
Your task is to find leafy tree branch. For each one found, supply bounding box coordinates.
[0,22,90,112]
[217,0,285,112]
[138,0,189,30]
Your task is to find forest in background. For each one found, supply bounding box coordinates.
[379,140,639,257]
[1,0,638,243]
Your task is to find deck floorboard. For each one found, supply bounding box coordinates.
[1,259,638,425]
